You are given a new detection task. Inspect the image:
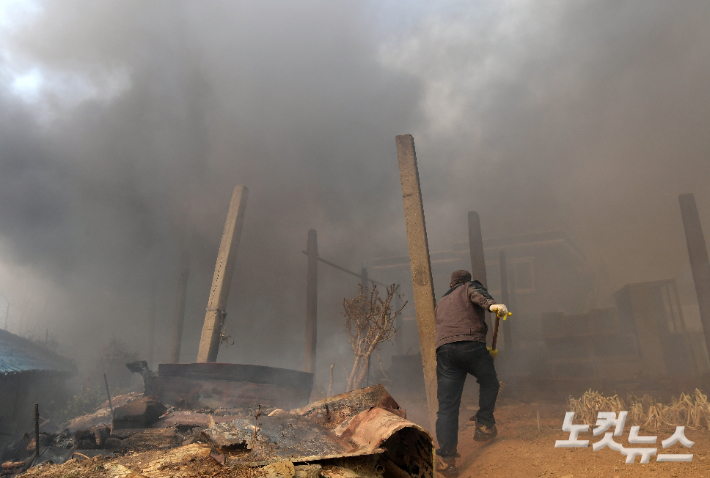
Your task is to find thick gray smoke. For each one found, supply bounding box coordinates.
[1,1,709,385]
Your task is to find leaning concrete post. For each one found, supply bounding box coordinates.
[468,211,488,288]
[168,265,190,363]
[197,186,249,363]
[499,250,513,350]
[305,229,318,373]
[679,193,710,358]
[395,134,438,434]
[147,282,156,368]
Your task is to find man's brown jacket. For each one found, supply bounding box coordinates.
[435,281,496,349]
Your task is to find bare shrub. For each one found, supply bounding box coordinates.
[343,284,406,392]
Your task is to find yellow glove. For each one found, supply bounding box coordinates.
[487,347,498,359]
[489,304,511,319]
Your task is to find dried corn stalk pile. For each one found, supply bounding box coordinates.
[568,389,710,430]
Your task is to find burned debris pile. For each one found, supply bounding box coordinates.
[2,381,433,478]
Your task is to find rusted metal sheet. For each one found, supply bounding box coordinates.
[333,407,433,478]
[201,403,433,478]
[155,376,310,410]
[333,406,428,454]
[0,329,75,375]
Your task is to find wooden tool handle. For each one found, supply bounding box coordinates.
[491,314,501,351]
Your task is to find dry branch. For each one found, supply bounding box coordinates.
[343,284,406,392]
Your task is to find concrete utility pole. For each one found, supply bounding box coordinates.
[168,265,190,363]
[197,186,249,363]
[0,294,8,330]
[305,229,318,374]
[468,211,488,288]
[679,193,710,357]
[148,282,157,368]
[499,250,513,350]
[360,266,369,290]
[395,134,438,434]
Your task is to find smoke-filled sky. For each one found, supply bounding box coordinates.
[1,1,709,383]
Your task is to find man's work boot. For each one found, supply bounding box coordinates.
[435,454,458,477]
[474,423,498,442]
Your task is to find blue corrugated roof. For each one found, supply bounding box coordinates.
[0,329,75,375]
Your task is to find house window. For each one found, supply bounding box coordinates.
[514,259,534,292]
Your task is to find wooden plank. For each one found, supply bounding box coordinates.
[196,186,248,363]
[395,134,438,435]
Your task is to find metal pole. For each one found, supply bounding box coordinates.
[499,250,513,351]
[34,403,39,460]
[678,193,710,359]
[103,373,114,414]
[197,186,249,363]
[395,134,438,435]
[148,282,156,368]
[305,229,318,373]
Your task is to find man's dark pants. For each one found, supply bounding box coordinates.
[436,340,499,456]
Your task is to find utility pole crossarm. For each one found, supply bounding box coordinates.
[300,250,387,287]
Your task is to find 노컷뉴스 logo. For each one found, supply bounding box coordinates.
[555,411,693,464]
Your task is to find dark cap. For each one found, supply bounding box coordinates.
[451,270,472,284]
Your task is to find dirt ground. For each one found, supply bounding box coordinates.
[400,390,710,478]
[13,388,710,478]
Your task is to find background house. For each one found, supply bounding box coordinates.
[372,229,707,384]
[0,329,75,449]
